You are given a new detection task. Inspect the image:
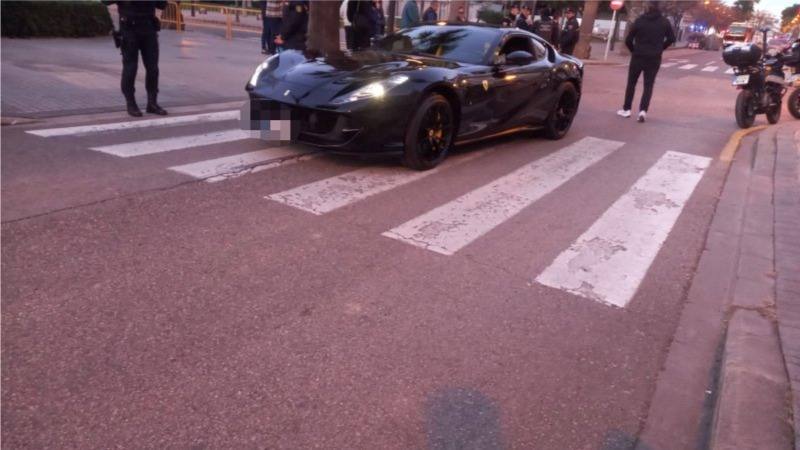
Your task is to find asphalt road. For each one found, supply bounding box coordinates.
[3,49,792,448]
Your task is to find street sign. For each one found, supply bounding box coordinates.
[610,0,624,11]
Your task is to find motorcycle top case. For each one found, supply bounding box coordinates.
[723,44,762,67]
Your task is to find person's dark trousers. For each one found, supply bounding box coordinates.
[623,55,661,112]
[121,28,159,103]
[262,17,281,53]
[561,44,576,56]
[353,26,371,50]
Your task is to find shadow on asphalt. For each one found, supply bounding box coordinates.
[426,387,504,450]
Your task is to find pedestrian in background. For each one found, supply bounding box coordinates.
[533,8,559,47]
[455,5,467,22]
[617,1,676,123]
[559,7,580,55]
[400,0,419,28]
[347,0,373,50]
[102,0,168,117]
[371,1,386,39]
[422,1,438,22]
[275,1,308,51]
[515,4,530,31]
[260,0,283,55]
[521,5,534,30]
[502,4,518,28]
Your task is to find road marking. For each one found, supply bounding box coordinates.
[702,66,719,72]
[535,151,711,308]
[90,129,252,158]
[705,60,717,65]
[669,59,689,63]
[678,64,698,70]
[26,110,239,137]
[725,68,735,74]
[660,62,678,68]
[266,151,483,215]
[382,137,625,256]
[169,147,315,181]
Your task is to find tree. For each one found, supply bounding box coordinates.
[781,3,800,29]
[573,0,598,59]
[732,0,759,20]
[306,0,343,56]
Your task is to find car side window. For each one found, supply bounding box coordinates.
[499,36,534,56]
[531,38,547,60]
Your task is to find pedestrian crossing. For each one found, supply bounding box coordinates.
[660,58,730,76]
[25,111,712,309]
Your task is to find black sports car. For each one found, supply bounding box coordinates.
[244,23,583,170]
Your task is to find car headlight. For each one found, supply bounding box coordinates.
[248,54,278,87]
[330,74,409,105]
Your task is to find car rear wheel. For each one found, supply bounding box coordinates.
[403,93,455,170]
[543,82,579,140]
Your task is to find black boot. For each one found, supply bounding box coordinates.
[146,93,168,116]
[126,100,143,118]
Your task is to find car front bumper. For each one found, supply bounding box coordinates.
[242,94,413,155]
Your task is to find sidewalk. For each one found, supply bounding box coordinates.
[1,29,266,118]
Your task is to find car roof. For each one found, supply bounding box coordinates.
[403,23,544,42]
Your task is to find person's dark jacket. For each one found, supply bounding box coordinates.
[560,16,580,52]
[280,1,308,51]
[347,0,373,31]
[370,3,385,37]
[102,0,166,30]
[515,13,530,31]
[625,10,676,58]
[533,18,559,46]
[422,6,437,22]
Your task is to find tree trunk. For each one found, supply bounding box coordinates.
[387,0,397,32]
[574,1,599,59]
[307,1,343,56]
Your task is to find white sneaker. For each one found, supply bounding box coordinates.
[638,111,647,122]
[617,109,631,118]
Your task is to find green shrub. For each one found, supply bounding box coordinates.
[2,1,112,38]
[477,8,505,26]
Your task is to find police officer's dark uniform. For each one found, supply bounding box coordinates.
[533,9,559,47]
[347,0,373,51]
[279,1,308,51]
[559,9,580,55]
[102,0,168,117]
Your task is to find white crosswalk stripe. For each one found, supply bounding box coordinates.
[26,110,239,137]
[535,151,711,308]
[660,62,678,68]
[266,151,484,215]
[382,137,625,256]
[169,147,315,181]
[678,64,698,70]
[725,68,735,74]
[702,66,719,72]
[90,129,253,158]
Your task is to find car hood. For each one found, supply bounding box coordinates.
[252,50,461,106]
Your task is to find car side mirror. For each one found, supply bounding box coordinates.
[506,50,534,65]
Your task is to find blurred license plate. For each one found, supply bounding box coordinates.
[732,74,750,85]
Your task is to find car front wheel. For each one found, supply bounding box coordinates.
[543,82,579,140]
[403,93,455,170]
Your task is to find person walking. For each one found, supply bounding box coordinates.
[422,1,438,22]
[400,0,419,28]
[617,1,676,123]
[260,0,283,55]
[371,1,386,38]
[533,8,559,46]
[102,0,168,117]
[559,7,580,55]
[275,1,308,51]
[455,5,467,23]
[347,0,373,50]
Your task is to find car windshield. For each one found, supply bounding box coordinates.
[727,26,747,35]
[378,26,498,65]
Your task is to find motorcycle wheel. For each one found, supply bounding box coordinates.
[788,89,800,119]
[766,96,781,125]
[735,90,756,129]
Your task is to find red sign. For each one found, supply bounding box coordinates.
[610,0,624,10]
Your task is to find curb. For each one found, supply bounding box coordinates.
[719,125,769,162]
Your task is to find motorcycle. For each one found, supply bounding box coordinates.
[723,29,787,129]
[780,38,800,119]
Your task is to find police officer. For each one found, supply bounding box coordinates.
[275,1,308,51]
[559,8,580,55]
[533,8,559,47]
[102,0,168,117]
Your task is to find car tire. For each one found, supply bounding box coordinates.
[543,82,579,140]
[735,90,756,129]
[402,93,455,171]
[788,89,800,119]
